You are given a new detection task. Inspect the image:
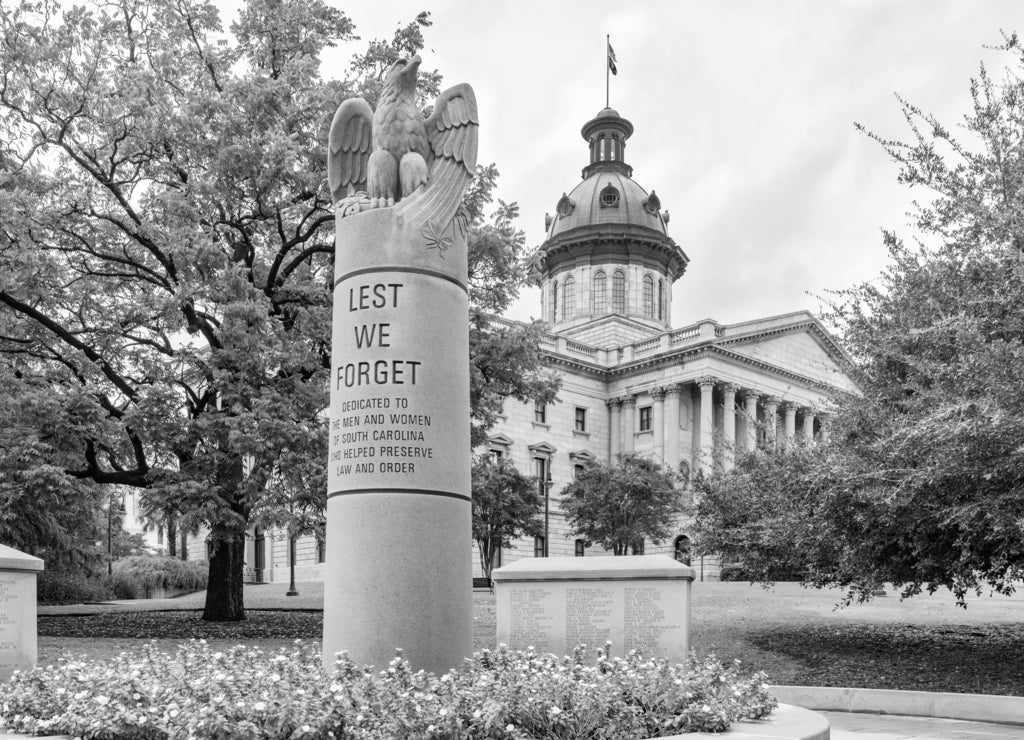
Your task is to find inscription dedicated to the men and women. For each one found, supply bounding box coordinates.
[329,280,445,483]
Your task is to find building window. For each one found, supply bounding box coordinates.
[551,280,558,323]
[574,463,584,479]
[639,405,652,432]
[534,400,546,424]
[574,406,586,432]
[316,536,326,564]
[658,280,664,320]
[673,535,691,566]
[489,448,503,463]
[612,270,626,313]
[593,271,607,313]
[575,539,586,557]
[563,276,575,320]
[599,184,620,207]
[632,540,645,555]
[534,535,546,558]
[642,275,654,318]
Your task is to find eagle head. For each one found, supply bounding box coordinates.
[382,54,421,96]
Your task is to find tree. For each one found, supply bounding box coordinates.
[695,35,1024,604]
[560,454,682,555]
[471,455,543,583]
[0,1,556,618]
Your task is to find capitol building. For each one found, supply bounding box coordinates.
[164,105,856,583]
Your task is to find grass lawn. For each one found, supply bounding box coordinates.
[36,581,1024,696]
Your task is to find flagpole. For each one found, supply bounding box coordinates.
[606,35,610,108]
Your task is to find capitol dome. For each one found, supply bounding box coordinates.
[537,108,689,342]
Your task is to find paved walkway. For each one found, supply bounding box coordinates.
[825,711,1023,738]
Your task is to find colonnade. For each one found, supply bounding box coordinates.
[606,376,828,474]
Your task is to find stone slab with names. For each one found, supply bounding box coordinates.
[492,555,694,663]
[0,543,44,684]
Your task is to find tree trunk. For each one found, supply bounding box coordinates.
[202,523,246,621]
[478,538,493,582]
[166,515,177,558]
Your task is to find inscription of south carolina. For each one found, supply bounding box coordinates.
[328,274,465,494]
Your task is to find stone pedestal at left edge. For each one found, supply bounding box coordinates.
[0,543,44,683]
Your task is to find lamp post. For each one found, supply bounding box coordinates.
[286,531,299,596]
[543,470,553,557]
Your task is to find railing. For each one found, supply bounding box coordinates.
[565,339,597,359]
[670,326,701,344]
[632,337,661,356]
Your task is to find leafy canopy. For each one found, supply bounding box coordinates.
[560,454,682,556]
[695,34,1024,605]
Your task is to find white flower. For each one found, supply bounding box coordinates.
[254,702,267,712]
[94,696,109,706]
[506,724,515,731]
[548,706,562,716]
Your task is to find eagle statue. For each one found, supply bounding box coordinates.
[327,55,478,215]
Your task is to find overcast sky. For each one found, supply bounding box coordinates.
[312,0,1023,329]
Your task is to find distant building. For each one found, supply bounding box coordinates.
[168,106,855,583]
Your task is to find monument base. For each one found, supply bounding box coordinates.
[492,555,694,663]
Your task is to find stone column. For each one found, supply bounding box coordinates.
[764,397,779,448]
[652,387,666,462]
[741,392,759,453]
[783,402,797,443]
[665,385,682,468]
[607,397,622,461]
[698,377,715,474]
[802,409,815,442]
[819,414,830,445]
[622,395,637,453]
[323,84,478,674]
[721,384,737,471]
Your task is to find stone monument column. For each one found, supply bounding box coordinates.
[664,385,682,468]
[721,384,737,471]
[802,409,815,442]
[607,397,622,460]
[622,394,637,453]
[652,386,666,462]
[323,73,478,675]
[697,377,715,474]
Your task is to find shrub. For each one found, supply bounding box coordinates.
[0,641,776,738]
[112,555,207,596]
[102,572,141,601]
[35,571,112,605]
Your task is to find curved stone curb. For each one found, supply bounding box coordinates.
[770,685,1024,726]
[667,704,830,740]
[1,705,830,740]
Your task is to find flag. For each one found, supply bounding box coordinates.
[607,42,618,75]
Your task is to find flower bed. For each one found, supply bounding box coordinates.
[0,641,776,738]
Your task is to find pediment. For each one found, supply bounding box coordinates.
[488,433,514,448]
[721,327,857,392]
[568,449,595,462]
[528,441,558,456]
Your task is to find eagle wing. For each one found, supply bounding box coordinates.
[327,98,374,205]
[424,83,478,176]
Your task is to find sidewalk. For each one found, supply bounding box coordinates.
[825,711,1023,738]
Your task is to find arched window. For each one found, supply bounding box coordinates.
[658,279,665,320]
[563,276,575,320]
[673,535,691,566]
[612,270,626,313]
[575,539,586,557]
[593,271,607,313]
[551,280,558,323]
[643,275,654,318]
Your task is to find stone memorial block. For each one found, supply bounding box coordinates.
[492,555,694,663]
[0,543,44,683]
[322,56,478,675]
